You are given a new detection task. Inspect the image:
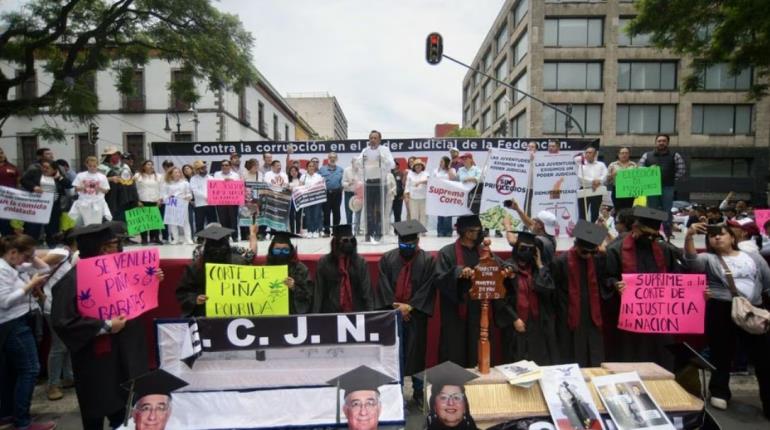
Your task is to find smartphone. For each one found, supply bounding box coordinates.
[706,225,722,236]
[503,200,513,208]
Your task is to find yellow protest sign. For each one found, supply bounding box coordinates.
[205,263,289,317]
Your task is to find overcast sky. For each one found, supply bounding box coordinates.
[217,0,503,139]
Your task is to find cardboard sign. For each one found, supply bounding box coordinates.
[615,166,662,198]
[207,180,245,206]
[426,177,474,217]
[618,273,706,334]
[755,209,770,235]
[125,206,164,236]
[163,196,188,226]
[76,248,160,320]
[0,185,55,223]
[470,256,506,300]
[205,263,289,317]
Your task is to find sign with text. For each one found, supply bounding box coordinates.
[205,263,289,317]
[76,248,160,320]
[530,152,580,237]
[163,196,188,226]
[615,166,662,198]
[207,180,245,206]
[755,209,770,235]
[618,273,706,334]
[479,148,530,230]
[292,181,327,210]
[125,206,164,236]
[0,185,55,223]
[426,177,474,217]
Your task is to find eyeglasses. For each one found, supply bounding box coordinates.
[136,403,169,416]
[437,393,465,403]
[346,399,379,411]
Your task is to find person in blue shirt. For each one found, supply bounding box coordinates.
[319,152,344,237]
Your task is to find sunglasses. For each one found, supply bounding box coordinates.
[398,242,416,250]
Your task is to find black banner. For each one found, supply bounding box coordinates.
[195,310,397,351]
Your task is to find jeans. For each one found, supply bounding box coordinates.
[323,189,343,235]
[215,205,239,240]
[305,203,323,233]
[647,185,675,235]
[46,315,72,387]
[437,216,453,237]
[289,203,303,234]
[194,205,218,234]
[392,197,403,223]
[365,179,383,240]
[0,317,40,428]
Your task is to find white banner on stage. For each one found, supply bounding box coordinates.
[292,181,327,210]
[425,177,474,217]
[479,148,531,231]
[531,152,580,237]
[0,186,55,224]
[163,196,188,226]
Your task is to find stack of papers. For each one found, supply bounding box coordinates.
[495,360,542,388]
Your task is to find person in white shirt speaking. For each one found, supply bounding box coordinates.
[359,130,395,243]
[575,146,607,223]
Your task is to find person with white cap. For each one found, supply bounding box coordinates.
[405,158,429,229]
[503,199,557,266]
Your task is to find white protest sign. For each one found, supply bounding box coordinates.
[426,177,474,217]
[479,148,531,230]
[0,186,55,224]
[163,196,189,226]
[530,152,580,237]
[292,182,327,210]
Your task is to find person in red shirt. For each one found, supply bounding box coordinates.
[0,148,20,235]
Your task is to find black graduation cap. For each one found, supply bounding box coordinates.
[633,206,668,230]
[105,221,127,237]
[71,223,119,246]
[121,369,189,407]
[393,220,426,242]
[515,231,537,245]
[326,365,395,395]
[573,220,607,250]
[270,230,302,244]
[413,361,479,388]
[456,215,482,232]
[196,225,234,241]
[332,224,354,237]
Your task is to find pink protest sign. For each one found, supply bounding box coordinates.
[618,273,706,334]
[207,180,245,205]
[755,209,770,235]
[76,248,160,320]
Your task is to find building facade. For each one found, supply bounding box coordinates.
[285,93,348,140]
[462,0,770,204]
[435,123,459,138]
[0,59,301,170]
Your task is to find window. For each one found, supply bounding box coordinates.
[474,71,482,85]
[273,114,279,140]
[618,18,651,46]
[285,124,290,141]
[698,63,752,90]
[77,134,95,170]
[464,107,471,124]
[172,132,193,142]
[472,96,479,115]
[122,69,144,112]
[483,79,495,100]
[170,70,190,111]
[17,135,38,169]
[542,104,601,134]
[482,109,493,131]
[472,120,480,133]
[463,84,471,104]
[483,50,493,71]
[513,0,528,25]
[513,32,528,64]
[15,70,37,100]
[238,90,249,125]
[544,18,603,47]
[511,111,528,137]
[125,133,145,161]
[512,72,528,103]
[258,102,265,135]
[616,104,676,134]
[692,105,752,135]
[496,57,509,82]
[495,96,507,119]
[618,62,677,90]
[496,23,509,54]
[544,62,602,90]
[690,158,750,178]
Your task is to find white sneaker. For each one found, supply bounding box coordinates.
[710,397,727,410]
[313,232,319,238]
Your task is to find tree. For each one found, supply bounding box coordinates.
[627,0,770,97]
[446,127,480,138]
[0,0,258,132]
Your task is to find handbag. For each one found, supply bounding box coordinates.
[717,255,770,335]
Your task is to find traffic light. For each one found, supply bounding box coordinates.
[426,32,443,65]
[88,123,99,144]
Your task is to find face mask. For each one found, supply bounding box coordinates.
[340,242,356,255]
[398,242,417,259]
[198,171,206,176]
[516,247,534,262]
[203,244,230,263]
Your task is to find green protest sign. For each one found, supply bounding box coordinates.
[615,166,662,198]
[125,206,164,236]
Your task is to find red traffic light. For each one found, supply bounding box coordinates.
[426,32,443,65]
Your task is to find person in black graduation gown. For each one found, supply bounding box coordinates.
[51,222,162,430]
[435,214,495,369]
[265,230,313,314]
[175,225,251,317]
[605,207,682,370]
[495,231,558,365]
[375,220,436,405]
[313,224,373,313]
[552,220,611,367]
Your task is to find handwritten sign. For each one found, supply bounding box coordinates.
[755,209,770,235]
[76,248,160,320]
[163,196,188,226]
[618,273,706,334]
[208,180,245,206]
[125,206,164,236]
[0,185,55,223]
[205,263,289,317]
[470,257,506,300]
[615,166,662,198]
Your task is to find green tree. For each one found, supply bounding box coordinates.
[627,0,770,97]
[0,0,258,131]
[446,127,479,138]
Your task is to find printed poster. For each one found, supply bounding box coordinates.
[593,372,674,430]
[540,364,605,430]
[479,148,530,230]
[531,152,579,237]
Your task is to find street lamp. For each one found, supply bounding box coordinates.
[164,112,181,135]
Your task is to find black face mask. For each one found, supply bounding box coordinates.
[340,242,356,255]
[516,247,534,262]
[268,255,290,265]
[399,245,417,259]
[203,244,230,263]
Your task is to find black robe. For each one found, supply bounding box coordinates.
[312,253,373,313]
[605,238,681,370]
[494,259,558,365]
[375,248,436,374]
[50,267,148,421]
[176,253,249,317]
[552,252,613,367]
[285,261,313,314]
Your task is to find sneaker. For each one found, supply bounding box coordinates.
[61,379,74,389]
[710,397,727,410]
[47,385,63,401]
